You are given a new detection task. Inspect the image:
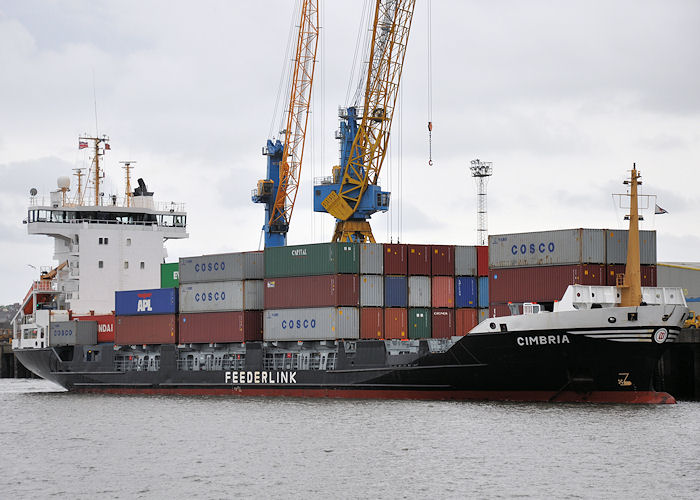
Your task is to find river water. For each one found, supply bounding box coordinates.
[0,379,697,499]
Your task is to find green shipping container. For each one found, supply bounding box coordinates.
[408,308,431,339]
[265,242,359,278]
[161,262,180,288]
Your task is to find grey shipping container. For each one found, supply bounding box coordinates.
[360,275,384,307]
[658,263,700,303]
[489,229,606,269]
[606,230,656,265]
[179,252,264,283]
[455,246,478,276]
[263,307,360,341]
[50,320,97,346]
[179,280,264,313]
[408,276,431,307]
[360,243,384,275]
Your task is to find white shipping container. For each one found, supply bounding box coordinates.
[179,252,264,283]
[264,307,360,341]
[455,246,478,276]
[360,243,384,274]
[360,275,384,307]
[408,276,431,307]
[179,280,263,313]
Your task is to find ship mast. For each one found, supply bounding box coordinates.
[121,161,136,207]
[72,168,85,206]
[619,164,643,307]
[79,134,110,206]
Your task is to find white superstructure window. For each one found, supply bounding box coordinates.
[140,261,145,270]
[98,260,104,269]
[124,261,129,270]
[98,237,103,244]
[104,237,109,245]
[126,238,132,246]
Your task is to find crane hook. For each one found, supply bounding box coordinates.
[428,121,433,166]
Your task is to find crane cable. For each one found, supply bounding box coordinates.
[427,0,433,166]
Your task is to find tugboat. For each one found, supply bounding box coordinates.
[12,165,688,403]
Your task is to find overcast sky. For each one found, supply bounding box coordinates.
[1,0,699,305]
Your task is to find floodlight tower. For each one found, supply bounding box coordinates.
[470,159,493,246]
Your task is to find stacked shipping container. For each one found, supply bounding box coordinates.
[114,288,179,345]
[453,245,488,335]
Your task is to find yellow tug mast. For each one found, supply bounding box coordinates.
[618,164,643,307]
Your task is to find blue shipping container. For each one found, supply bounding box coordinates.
[384,276,408,308]
[478,277,489,308]
[455,277,478,308]
[115,288,179,316]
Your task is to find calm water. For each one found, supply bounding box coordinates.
[0,379,697,499]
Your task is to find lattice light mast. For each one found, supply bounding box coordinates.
[470,159,493,246]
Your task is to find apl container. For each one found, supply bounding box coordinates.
[455,246,477,276]
[606,230,657,265]
[179,251,263,283]
[488,229,606,269]
[264,275,359,309]
[455,276,477,308]
[179,311,263,343]
[115,288,178,316]
[360,307,384,339]
[408,308,431,339]
[160,262,179,288]
[49,320,97,346]
[179,281,264,313]
[478,276,489,308]
[384,244,407,275]
[384,276,408,307]
[74,314,115,343]
[360,275,384,307]
[605,265,657,287]
[263,307,359,341]
[455,308,478,336]
[431,276,454,308]
[360,243,383,275]
[407,244,430,275]
[477,246,489,277]
[432,309,455,338]
[115,314,178,345]
[384,308,407,339]
[408,276,431,307]
[265,243,359,278]
[431,245,455,276]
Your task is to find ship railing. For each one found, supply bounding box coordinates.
[28,196,186,213]
[113,358,160,372]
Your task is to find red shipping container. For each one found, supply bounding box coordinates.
[605,265,657,287]
[179,311,262,343]
[407,244,431,275]
[264,274,359,309]
[431,245,455,276]
[384,244,407,275]
[455,308,478,335]
[432,309,455,338]
[384,308,407,339]
[115,314,178,345]
[432,276,455,308]
[488,264,606,303]
[489,303,515,318]
[74,313,115,343]
[360,307,384,339]
[477,246,489,277]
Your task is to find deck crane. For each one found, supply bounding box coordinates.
[313,0,415,242]
[252,0,319,247]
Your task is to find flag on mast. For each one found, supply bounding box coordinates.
[79,141,88,149]
[655,204,668,215]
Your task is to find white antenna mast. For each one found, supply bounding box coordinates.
[470,159,493,246]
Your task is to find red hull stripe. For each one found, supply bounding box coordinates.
[73,387,676,404]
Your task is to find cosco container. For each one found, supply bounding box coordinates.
[263,307,359,341]
[455,246,477,276]
[264,274,359,309]
[455,308,478,336]
[384,308,407,339]
[265,243,358,278]
[432,309,455,338]
[49,320,97,346]
[431,276,454,308]
[360,243,383,274]
[179,251,263,283]
[488,229,606,269]
[115,288,178,316]
[431,245,454,276]
[605,265,657,287]
[360,307,384,339]
[74,314,115,343]
[179,281,263,313]
[160,262,179,288]
[489,264,606,303]
[179,311,262,343]
[384,276,408,307]
[407,244,430,275]
[477,246,488,276]
[384,244,407,275]
[360,275,383,307]
[478,276,489,308]
[408,276,431,307]
[115,314,178,345]
[455,276,477,308]
[408,308,431,339]
[606,230,656,265]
